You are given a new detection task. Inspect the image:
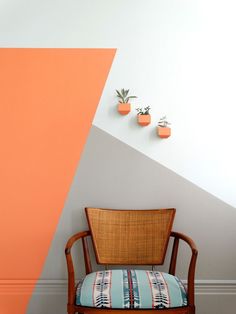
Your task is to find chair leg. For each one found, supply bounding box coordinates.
[189,305,195,314]
[67,304,75,314]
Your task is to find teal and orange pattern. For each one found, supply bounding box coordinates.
[76,270,187,309]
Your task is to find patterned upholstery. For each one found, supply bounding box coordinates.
[76,270,187,309]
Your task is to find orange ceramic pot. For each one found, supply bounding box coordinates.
[137,114,151,126]
[157,127,171,138]
[118,103,131,115]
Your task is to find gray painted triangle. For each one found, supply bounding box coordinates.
[27,125,236,314]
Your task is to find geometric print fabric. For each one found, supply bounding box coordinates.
[76,270,187,309]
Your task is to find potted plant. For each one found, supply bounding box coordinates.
[157,116,171,138]
[116,89,137,115]
[136,106,151,126]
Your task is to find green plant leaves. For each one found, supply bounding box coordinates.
[116,89,137,103]
[136,106,151,115]
[158,116,171,127]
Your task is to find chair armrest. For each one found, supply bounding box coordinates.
[170,231,198,306]
[65,230,91,305]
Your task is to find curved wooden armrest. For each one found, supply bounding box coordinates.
[169,231,198,306]
[65,230,91,254]
[65,230,91,305]
[171,231,198,254]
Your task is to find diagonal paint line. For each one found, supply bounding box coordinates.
[92,125,235,210]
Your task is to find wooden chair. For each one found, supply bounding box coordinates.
[65,208,198,314]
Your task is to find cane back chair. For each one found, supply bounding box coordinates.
[65,208,198,314]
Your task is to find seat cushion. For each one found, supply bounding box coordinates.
[76,270,187,309]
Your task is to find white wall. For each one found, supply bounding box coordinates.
[1,0,235,206]
[93,0,236,208]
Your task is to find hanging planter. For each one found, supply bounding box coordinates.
[116,89,137,115]
[157,116,171,138]
[117,103,131,115]
[136,106,151,126]
[138,114,151,126]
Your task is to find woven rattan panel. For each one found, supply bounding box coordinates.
[86,208,175,265]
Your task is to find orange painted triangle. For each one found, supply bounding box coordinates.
[0,48,115,314]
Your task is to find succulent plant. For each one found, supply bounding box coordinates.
[116,89,137,103]
[158,116,171,127]
[136,106,151,115]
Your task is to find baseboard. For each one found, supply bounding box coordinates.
[186,279,236,295]
[1,279,236,295]
[1,280,236,314]
[0,279,67,295]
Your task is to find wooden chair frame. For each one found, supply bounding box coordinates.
[65,230,198,314]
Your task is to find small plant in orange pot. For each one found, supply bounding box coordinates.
[136,106,151,126]
[116,89,137,115]
[157,116,171,138]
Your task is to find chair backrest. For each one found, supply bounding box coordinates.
[85,207,175,265]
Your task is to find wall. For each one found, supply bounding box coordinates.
[0,1,236,314]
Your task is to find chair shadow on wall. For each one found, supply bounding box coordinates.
[65,207,198,314]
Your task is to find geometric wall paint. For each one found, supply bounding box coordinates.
[1,1,236,314]
[1,1,236,206]
[0,48,115,314]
